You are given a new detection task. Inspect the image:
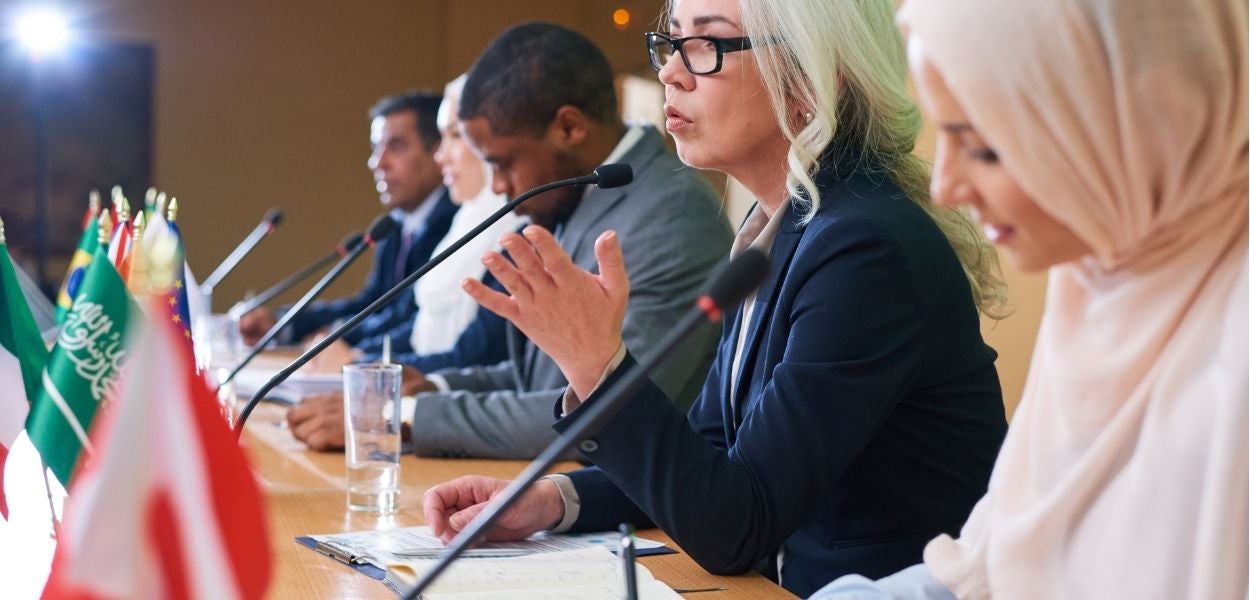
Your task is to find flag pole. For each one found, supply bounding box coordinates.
[40,459,60,538]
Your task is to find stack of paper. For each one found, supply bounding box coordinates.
[233,368,341,404]
[387,547,681,599]
[308,525,668,564]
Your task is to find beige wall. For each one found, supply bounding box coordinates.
[981,264,1045,418]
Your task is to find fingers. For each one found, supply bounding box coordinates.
[498,232,555,291]
[424,476,553,545]
[291,417,339,451]
[305,426,343,451]
[238,313,262,345]
[481,249,534,304]
[287,394,342,450]
[447,502,488,534]
[239,308,275,342]
[401,366,431,396]
[288,413,320,446]
[592,230,629,298]
[286,398,317,429]
[424,476,502,540]
[423,486,453,539]
[463,277,518,321]
[520,226,579,281]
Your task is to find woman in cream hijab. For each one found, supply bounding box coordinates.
[409,74,524,355]
[815,0,1247,598]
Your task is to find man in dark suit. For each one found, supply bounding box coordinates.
[238,91,457,354]
[286,23,733,458]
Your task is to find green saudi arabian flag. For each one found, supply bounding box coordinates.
[27,247,137,486]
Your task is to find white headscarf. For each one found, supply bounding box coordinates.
[410,75,524,354]
[899,0,1248,597]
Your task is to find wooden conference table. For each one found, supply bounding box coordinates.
[242,402,795,599]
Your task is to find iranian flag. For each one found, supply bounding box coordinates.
[27,248,135,487]
[42,295,271,598]
[0,225,49,519]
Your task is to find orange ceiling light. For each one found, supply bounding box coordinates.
[613,8,631,30]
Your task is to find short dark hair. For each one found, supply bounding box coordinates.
[369,90,443,150]
[460,22,619,136]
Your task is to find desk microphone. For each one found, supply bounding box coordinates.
[202,207,283,297]
[232,163,634,437]
[401,248,770,599]
[227,231,364,320]
[218,215,394,387]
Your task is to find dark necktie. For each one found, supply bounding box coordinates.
[393,230,414,283]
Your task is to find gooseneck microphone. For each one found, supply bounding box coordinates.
[232,164,634,437]
[226,231,364,320]
[202,207,284,297]
[401,248,770,599]
[218,215,394,387]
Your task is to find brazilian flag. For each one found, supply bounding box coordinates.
[55,216,100,323]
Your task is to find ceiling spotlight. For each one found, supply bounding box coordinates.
[15,8,70,59]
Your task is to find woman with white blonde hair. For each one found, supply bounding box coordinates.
[814,0,1247,597]
[423,0,1010,595]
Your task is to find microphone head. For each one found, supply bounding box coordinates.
[704,248,769,310]
[263,207,284,228]
[364,214,398,245]
[338,231,365,254]
[592,164,633,189]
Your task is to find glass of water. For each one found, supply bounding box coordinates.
[343,363,402,513]
[192,313,243,374]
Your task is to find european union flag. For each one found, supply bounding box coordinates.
[167,220,194,342]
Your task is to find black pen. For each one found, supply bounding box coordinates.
[620,523,638,600]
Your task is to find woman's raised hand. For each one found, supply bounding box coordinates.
[462,225,628,399]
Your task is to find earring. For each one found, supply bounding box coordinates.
[804,112,814,123]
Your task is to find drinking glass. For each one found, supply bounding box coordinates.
[343,363,402,512]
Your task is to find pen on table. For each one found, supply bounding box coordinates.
[620,523,638,600]
[314,540,357,565]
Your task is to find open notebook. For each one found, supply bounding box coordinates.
[387,547,682,599]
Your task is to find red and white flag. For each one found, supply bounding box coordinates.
[42,296,270,598]
[106,219,134,283]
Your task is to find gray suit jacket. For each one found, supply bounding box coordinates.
[410,126,732,459]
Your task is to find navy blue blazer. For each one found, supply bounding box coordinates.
[287,189,458,352]
[553,155,1006,597]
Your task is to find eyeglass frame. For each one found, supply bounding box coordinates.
[644,31,759,76]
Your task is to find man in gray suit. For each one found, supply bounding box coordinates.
[288,22,731,459]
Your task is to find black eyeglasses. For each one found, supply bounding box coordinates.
[644,32,757,75]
